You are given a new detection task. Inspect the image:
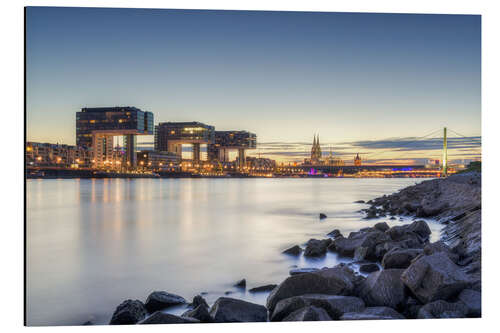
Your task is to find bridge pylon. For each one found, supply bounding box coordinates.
[442,127,448,177]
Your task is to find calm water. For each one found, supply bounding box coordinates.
[26,178,441,326]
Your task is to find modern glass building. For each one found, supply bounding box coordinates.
[207,131,257,166]
[154,122,215,161]
[76,107,154,168]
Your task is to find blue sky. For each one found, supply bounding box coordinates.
[26,7,481,163]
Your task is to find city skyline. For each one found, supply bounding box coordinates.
[26,7,481,164]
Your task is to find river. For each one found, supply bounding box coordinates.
[26,178,442,326]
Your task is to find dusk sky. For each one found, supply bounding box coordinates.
[26,7,481,164]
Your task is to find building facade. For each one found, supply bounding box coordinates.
[26,142,92,167]
[136,150,181,172]
[76,106,154,168]
[207,130,257,167]
[154,122,215,161]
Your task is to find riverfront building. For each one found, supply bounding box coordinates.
[154,122,215,161]
[208,131,257,167]
[76,107,154,168]
[26,142,92,167]
[136,150,181,172]
[354,153,362,166]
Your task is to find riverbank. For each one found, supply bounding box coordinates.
[102,172,481,323]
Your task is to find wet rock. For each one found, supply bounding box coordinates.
[359,269,406,309]
[282,245,302,256]
[353,247,368,261]
[402,297,422,319]
[182,305,213,323]
[283,306,332,321]
[423,241,459,263]
[331,230,390,259]
[390,216,396,220]
[374,222,390,232]
[267,264,358,312]
[304,238,332,257]
[249,284,277,293]
[420,198,449,217]
[381,248,422,269]
[139,312,200,324]
[354,200,365,203]
[340,307,405,320]
[401,252,469,303]
[327,229,343,239]
[359,263,379,274]
[109,299,147,325]
[271,294,365,321]
[82,321,93,325]
[234,279,246,288]
[319,213,327,219]
[210,297,268,322]
[417,300,468,319]
[289,268,320,276]
[189,295,209,309]
[457,289,481,317]
[407,220,432,240]
[144,291,186,313]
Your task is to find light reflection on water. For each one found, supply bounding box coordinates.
[26,178,441,326]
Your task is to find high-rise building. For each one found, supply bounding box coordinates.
[207,131,257,168]
[76,106,154,168]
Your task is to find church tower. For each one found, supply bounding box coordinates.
[310,134,322,163]
[354,153,362,166]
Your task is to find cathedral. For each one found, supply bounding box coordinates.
[310,134,322,162]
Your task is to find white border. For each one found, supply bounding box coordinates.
[2,1,499,332]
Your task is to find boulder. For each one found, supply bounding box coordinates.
[420,198,448,217]
[189,295,209,309]
[270,294,365,321]
[401,252,469,303]
[267,264,358,312]
[423,241,459,263]
[353,247,369,261]
[139,312,200,324]
[457,289,481,317]
[282,306,332,321]
[359,269,407,309]
[282,245,302,256]
[144,291,186,313]
[209,297,268,322]
[327,229,343,239]
[340,307,405,320]
[402,297,422,319]
[290,268,320,276]
[407,220,432,240]
[109,299,147,325]
[304,238,332,257]
[249,284,277,293]
[359,263,380,274]
[374,222,390,232]
[417,300,468,319]
[332,231,390,259]
[182,305,213,322]
[381,248,422,269]
[319,213,327,219]
[234,279,246,288]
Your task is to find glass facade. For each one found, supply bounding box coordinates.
[76,107,154,148]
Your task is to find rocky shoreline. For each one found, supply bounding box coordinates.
[106,172,481,324]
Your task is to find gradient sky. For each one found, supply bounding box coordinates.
[26,7,481,164]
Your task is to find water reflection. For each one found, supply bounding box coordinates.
[26,178,440,326]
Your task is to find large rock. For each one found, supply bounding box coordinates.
[423,241,459,263]
[304,238,332,257]
[359,269,407,309]
[144,291,186,313]
[234,279,246,288]
[419,198,448,217]
[249,284,277,293]
[359,263,380,274]
[327,229,343,238]
[457,289,481,317]
[381,248,422,269]
[267,264,358,312]
[189,295,209,309]
[340,307,405,320]
[374,222,390,232]
[209,297,268,322]
[270,294,365,321]
[406,220,432,240]
[401,252,469,303]
[282,245,302,256]
[417,300,468,319]
[139,312,200,324]
[109,299,147,325]
[331,230,390,259]
[282,306,332,321]
[182,305,213,322]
